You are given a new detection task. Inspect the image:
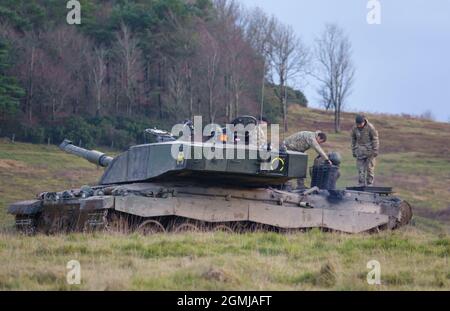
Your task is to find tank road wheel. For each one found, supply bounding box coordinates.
[15,215,38,235]
[397,201,413,228]
[137,220,166,235]
[250,223,273,233]
[49,215,69,234]
[213,224,234,234]
[231,222,247,233]
[105,212,131,234]
[174,222,201,233]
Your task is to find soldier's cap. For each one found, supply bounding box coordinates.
[355,114,365,124]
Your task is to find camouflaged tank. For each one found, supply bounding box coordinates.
[8,118,412,234]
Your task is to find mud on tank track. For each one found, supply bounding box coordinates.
[14,207,411,236]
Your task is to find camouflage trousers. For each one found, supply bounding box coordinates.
[357,157,376,186]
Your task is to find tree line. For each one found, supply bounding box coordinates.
[0,0,353,148]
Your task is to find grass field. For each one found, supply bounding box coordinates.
[0,107,449,290]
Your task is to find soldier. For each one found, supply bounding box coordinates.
[351,114,379,186]
[283,130,330,189]
[249,116,269,148]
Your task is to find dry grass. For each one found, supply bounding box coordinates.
[0,229,448,290]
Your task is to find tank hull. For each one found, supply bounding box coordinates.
[8,182,412,234]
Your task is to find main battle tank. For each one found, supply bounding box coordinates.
[8,119,412,234]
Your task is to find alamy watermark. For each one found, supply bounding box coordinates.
[168,116,280,161]
[67,0,81,25]
[367,0,381,25]
[367,260,381,285]
[66,259,81,285]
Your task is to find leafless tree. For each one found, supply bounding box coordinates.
[19,33,40,121]
[314,23,355,133]
[167,59,187,114]
[89,47,107,116]
[243,8,275,120]
[214,0,250,120]
[244,7,275,56]
[49,26,90,115]
[196,24,221,123]
[269,20,310,132]
[35,27,87,119]
[162,10,199,119]
[419,110,435,121]
[115,23,143,115]
[39,56,74,120]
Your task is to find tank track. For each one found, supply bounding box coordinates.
[10,183,413,235]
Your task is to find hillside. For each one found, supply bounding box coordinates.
[0,106,449,290]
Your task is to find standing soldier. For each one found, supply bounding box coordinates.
[351,114,379,186]
[249,116,269,148]
[283,130,330,189]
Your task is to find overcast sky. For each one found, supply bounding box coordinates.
[240,0,450,122]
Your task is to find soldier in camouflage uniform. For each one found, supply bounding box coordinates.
[249,117,268,148]
[351,115,379,186]
[283,131,330,189]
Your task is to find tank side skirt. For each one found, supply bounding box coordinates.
[113,193,390,233]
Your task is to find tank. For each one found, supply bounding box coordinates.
[8,121,412,234]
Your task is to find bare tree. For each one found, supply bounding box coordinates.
[115,23,143,115]
[214,0,250,120]
[244,8,275,120]
[167,59,187,114]
[269,21,309,132]
[39,56,74,120]
[89,47,107,116]
[314,23,355,133]
[19,33,40,122]
[244,7,275,55]
[37,26,86,119]
[197,24,221,123]
[161,10,199,119]
[48,26,89,116]
[419,110,435,121]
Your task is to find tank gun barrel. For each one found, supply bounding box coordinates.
[59,139,113,167]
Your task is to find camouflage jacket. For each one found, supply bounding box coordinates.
[351,119,379,159]
[284,131,329,161]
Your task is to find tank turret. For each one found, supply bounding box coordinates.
[58,138,308,186]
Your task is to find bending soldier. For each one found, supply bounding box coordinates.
[283,130,330,189]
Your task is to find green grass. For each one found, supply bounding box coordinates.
[0,230,448,290]
[0,107,449,290]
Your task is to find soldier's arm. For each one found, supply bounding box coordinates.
[311,139,330,161]
[351,128,357,156]
[370,126,380,156]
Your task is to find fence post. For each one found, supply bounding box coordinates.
[11,133,15,143]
